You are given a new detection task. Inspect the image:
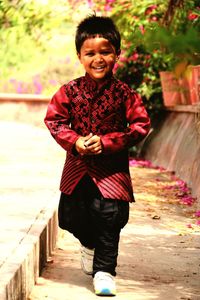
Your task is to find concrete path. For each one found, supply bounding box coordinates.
[29,160,200,299]
[0,121,64,299]
[0,120,200,300]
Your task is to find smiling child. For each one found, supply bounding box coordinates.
[44,14,150,296]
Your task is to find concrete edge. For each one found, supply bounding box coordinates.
[0,93,50,103]
[0,198,58,300]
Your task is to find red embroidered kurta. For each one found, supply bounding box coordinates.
[44,73,150,202]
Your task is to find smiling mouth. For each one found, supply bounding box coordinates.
[93,66,105,70]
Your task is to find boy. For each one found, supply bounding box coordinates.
[44,14,150,296]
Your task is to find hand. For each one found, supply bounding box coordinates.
[75,133,93,156]
[84,134,102,155]
[75,133,102,156]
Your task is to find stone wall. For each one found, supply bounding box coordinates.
[0,96,49,128]
[142,106,200,207]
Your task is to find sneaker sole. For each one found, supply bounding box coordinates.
[95,288,116,296]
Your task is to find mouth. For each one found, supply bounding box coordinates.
[92,66,105,71]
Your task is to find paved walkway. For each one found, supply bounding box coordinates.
[0,120,64,299]
[0,120,200,300]
[29,152,200,298]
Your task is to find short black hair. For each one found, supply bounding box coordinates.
[75,14,121,55]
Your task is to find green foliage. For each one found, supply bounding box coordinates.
[110,1,169,116]
[142,1,200,67]
[0,0,86,94]
[0,0,73,75]
[1,0,199,103]
[143,25,200,68]
[91,0,200,118]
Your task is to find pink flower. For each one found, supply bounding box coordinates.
[180,195,195,206]
[188,12,199,20]
[186,224,193,228]
[49,79,57,86]
[87,0,93,8]
[175,180,190,195]
[139,25,145,35]
[129,159,154,168]
[145,54,151,60]
[164,185,174,190]
[129,159,139,167]
[145,5,157,15]
[113,63,119,74]
[104,0,115,11]
[33,75,43,94]
[155,166,165,171]
[150,16,158,22]
[196,220,200,226]
[104,4,112,11]
[130,53,139,61]
[119,56,128,63]
[195,210,200,217]
[16,81,23,93]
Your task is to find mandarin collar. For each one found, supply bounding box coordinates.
[84,73,114,93]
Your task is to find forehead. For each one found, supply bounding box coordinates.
[81,36,114,50]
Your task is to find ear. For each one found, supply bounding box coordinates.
[77,52,82,63]
[116,49,121,58]
[115,49,121,62]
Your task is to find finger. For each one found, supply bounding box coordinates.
[84,133,93,143]
[86,143,99,151]
[86,140,101,149]
[93,148,102,155]
[84,134,99,147]
[91,145,102,153]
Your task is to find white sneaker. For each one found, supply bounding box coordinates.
[93,271,116,296]
[80,245,94,275]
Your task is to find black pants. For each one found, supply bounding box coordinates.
[58,175,129,276]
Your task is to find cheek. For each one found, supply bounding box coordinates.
[107,57,116,66]
[79,57,89,66]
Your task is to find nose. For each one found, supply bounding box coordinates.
[95,53,103,62]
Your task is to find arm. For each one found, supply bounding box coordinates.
[101,91,151,154]
[44,85,80,152]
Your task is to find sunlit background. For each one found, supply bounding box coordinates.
[0,0,96,96]
[0,0,199,112]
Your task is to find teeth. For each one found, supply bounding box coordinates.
[94,66,104,69]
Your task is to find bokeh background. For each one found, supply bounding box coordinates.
[0,0,199,116]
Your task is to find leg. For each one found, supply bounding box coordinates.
[90,197,129,276]
[58,175,99,248]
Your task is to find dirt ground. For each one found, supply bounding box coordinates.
[29,164,200,300]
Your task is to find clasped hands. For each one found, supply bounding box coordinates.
[75,133,102,156]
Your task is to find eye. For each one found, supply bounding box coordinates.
[85,52,94,57]
[101,50,112,55]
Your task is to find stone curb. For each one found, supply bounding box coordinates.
[0,198,58,300]
[0,93,50,104]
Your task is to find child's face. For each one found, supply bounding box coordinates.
[78,37,118,85]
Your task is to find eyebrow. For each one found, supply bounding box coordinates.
[83,46,113,52]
